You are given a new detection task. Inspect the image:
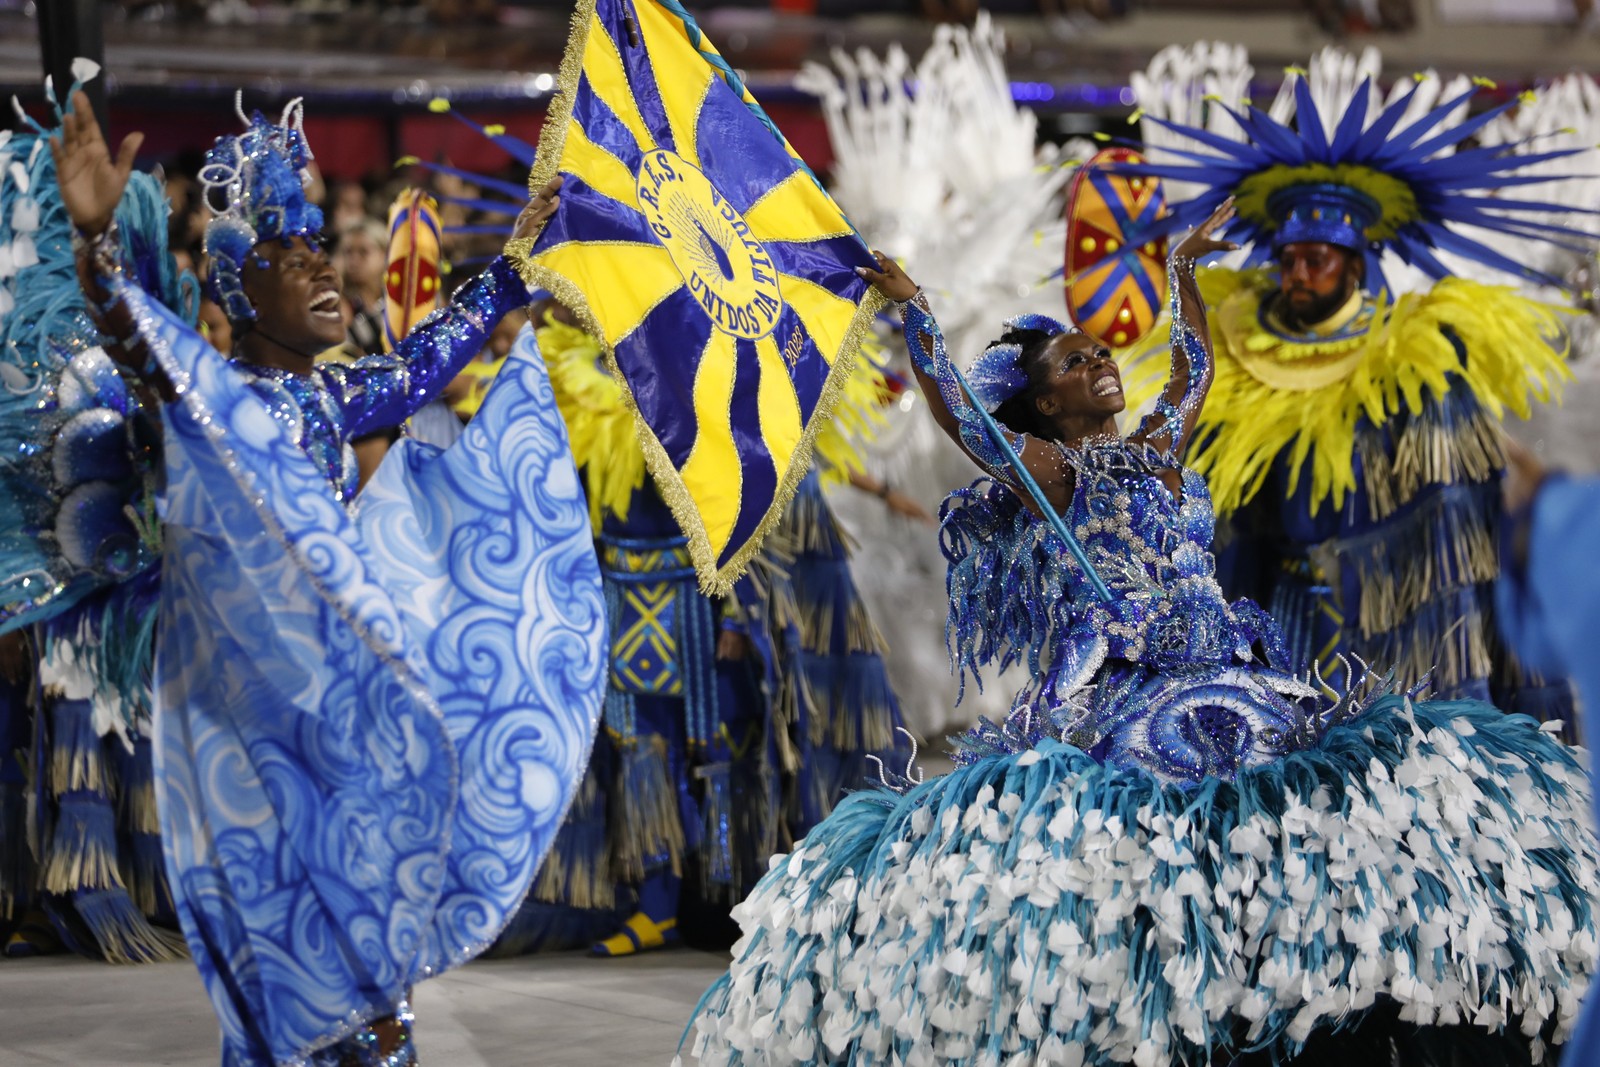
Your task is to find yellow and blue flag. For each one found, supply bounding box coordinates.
[507,0,884,594]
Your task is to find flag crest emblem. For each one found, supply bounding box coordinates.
[509,0,884,593]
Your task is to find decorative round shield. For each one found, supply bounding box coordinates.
[1064,148,1169,349]
[384,188,445,351]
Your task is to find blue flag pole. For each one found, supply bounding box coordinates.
[947,361,1114,605]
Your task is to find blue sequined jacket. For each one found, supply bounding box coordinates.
[234,255,528,503]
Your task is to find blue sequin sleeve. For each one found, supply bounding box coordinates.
[1134,255,1212,452]
[899,291,1017,478]
[318,255,529,438]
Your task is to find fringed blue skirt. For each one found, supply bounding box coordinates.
[684,697,1598,1066]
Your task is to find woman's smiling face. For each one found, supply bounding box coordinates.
[1036,330,1124,421]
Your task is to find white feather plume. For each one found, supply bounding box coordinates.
[1133,42,1254,205]
[1487,75,1600,468]
[799,11,1074,362]
[1480,75,1600,288]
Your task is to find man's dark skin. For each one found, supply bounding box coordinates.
[233,238,347,369]
[1275,241,1364,332]
[52,85,558,390]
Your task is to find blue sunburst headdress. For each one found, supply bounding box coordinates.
[199,95,324,325]
[1121,72,1597,294]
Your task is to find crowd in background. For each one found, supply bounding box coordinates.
[97,0,1600,31]
[99,0,1600,45]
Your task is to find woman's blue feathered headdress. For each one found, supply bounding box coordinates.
[200,95,324,325]
[968,312,1071,411]
[1120,72,1597,294]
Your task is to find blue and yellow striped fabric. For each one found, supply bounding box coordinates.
[601,538,695,696]
[508,0,884,594]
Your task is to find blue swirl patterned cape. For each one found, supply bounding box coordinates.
[684,266,1600,1066]
[115,257,605,1067]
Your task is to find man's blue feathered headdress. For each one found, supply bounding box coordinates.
[1120,73,1597,295]
[200,96,324,325]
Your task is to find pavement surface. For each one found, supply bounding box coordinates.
[0,947,731,1066]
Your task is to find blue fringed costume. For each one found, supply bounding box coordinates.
[485,317,907,957]
[0,74,193,963]
[683,247,1599,1065]
[759,470,906,831]
[69,98,607,1066]
[394,26,914,955]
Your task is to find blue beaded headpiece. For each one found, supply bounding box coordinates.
[969,312,1070,411]
[1269,183,1381,254]
[200,95,324,325]
[1121,74,1598,293]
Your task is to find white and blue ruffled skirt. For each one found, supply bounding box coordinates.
[684,695,1598,1066]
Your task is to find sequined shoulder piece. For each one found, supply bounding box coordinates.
[1056,435,1178,479]
[941,478,1079,699]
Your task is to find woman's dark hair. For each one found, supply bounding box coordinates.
[988,327,1061,441]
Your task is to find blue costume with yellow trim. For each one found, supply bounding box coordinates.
[419,0,904,955]
[596,480,767,907]
[1120,57,1581,723]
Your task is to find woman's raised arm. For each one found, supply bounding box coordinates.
[1129,198,1238,456]
[857,252,1069,502]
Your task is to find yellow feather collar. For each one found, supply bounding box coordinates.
[1216,286,1382,393]
[538,318,649,534]
[1125,269,1570,518]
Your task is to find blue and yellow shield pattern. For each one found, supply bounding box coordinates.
[1064,148,1169,349]
[382,189,445,351]
[508,0,885,594]
[602,538,693,695]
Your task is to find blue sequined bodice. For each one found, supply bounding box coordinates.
[943,441,1306,785]
[225,255,528,503]
[1059,439,1263,674]
[236,366,360,502]
[911,255,1322,784]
